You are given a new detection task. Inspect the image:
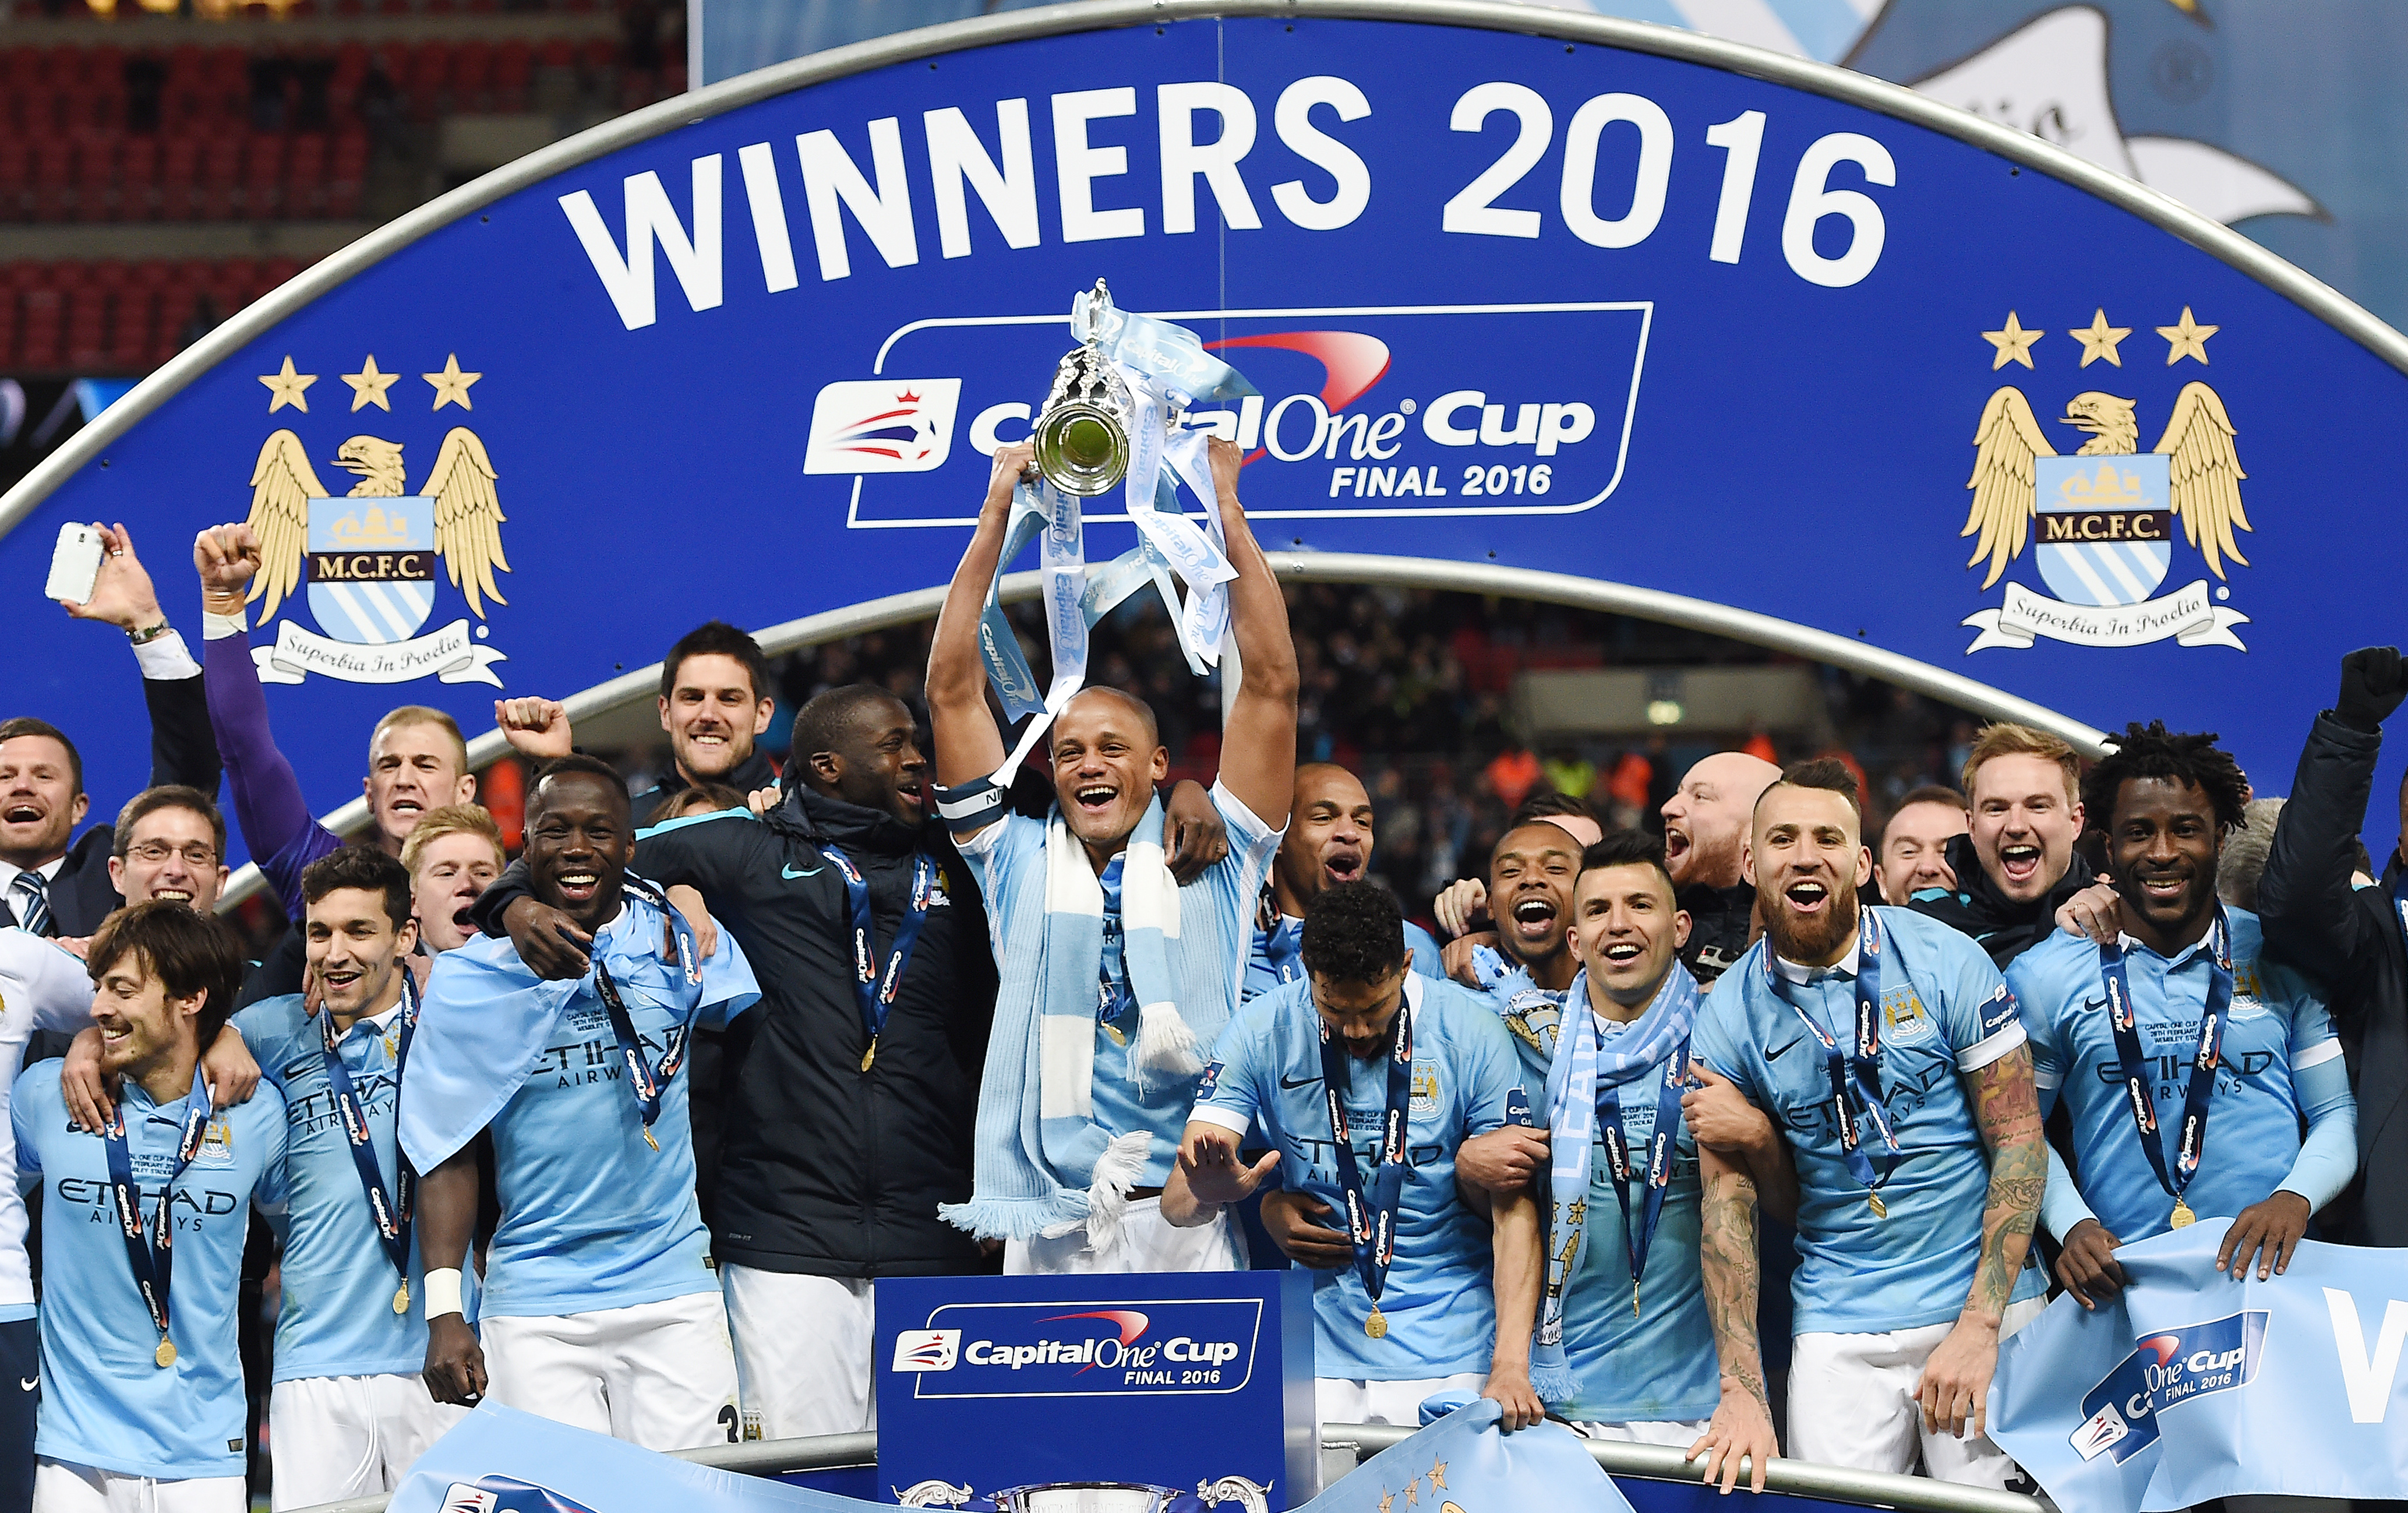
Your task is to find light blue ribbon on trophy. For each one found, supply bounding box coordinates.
[977,283,1257,775]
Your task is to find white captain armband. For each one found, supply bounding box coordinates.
[423,1268,465,1320]
[934,777,1005,832]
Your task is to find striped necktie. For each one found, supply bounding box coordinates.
[10,872,50,937]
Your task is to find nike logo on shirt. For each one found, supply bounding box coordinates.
[17,1377,33,1392]
[1279,1074,1320,1089]
[781,863,822,880]
[1765,1038,1802,1061]
[2081,996,2109,1013]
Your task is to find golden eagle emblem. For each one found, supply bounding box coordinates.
[1961,380,2249,589]
[242,426,510,625]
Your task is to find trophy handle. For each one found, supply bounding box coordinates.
[897,1481,978,1508]
[1197,1475,1272,1513]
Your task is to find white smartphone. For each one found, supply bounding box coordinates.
[44,521,103,606]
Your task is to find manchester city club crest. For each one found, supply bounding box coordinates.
[239,352,511,686]
[1958,307,2252,653]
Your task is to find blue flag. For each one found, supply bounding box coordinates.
[1993,1222,2408,1513]
[391,1405,856,1513]
[1298,1401,1634,1513]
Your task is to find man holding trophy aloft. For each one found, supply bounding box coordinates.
[928,283,1300,1275]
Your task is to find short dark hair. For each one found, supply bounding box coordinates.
[531,754,631,820]
[1893,784,1966,813]
[87,901,246,1046]
[661,621,769,704]
[1512,791,1595,827]
[2081,722,2248,837]
[0,717,81,795]
[300,846,413,930]
[1300,879,1408,983]
[792,685,904,767]
[112,785,226,861]
[647,783,748,826]
[1577,828,1675,890]
[1759,757,1862,821]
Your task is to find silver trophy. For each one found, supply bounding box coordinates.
[1030,278,1138,498]
[897,1475,1272,1513]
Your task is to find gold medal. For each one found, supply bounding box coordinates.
[393,1283,411,1316]
[642,1126,659,1152]
[1633,1281,1643,1318]
[2170,1198,2196,1229]
[154,1338,176,1369]
[1103,1022,1127,1047]
[1867,1191,1888,1219]
[861,1041,877,1071]
[1365,1307,1388,1340]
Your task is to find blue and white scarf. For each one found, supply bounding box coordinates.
[943,792,1246,1246]
[1528,961,1701,1402]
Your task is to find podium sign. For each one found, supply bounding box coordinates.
[875,1271,1317,1509]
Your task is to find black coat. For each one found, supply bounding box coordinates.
[1909,832,2099,969]
[1676,880,1756,985]
[2255,711,2406,1246]
[629,749,781,827]
[1,666,221,937]
[473,785,997,1276]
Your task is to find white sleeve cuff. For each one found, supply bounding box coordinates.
[1956,1020,2028,1073]
[2292,1038,2345,1071]
[130,629,201,680]
[1189,1105,1252,1138]
[2032,1065,2064,1092]
[203,608,248,640]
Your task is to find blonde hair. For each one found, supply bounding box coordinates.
[370,706,470,776]
[401,804,506,877]
[1961,723,2081,806]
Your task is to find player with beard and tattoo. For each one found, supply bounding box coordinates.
[1245,764,1442,1003]
[404,757,760,1451]
[1912,726,2099,969]
[2007,725,2354,1307]
[1660,753,1781,985]
[1689,761,2047,1491]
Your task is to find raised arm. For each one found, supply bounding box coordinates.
[926,443,1023,796]
[195,524,333,913]
[62,523,223,795]
[1204,438,1299,829]
[2258,650,2402,1005]
[1915,1045,2045,1441]
[1692,1142,1778,1494]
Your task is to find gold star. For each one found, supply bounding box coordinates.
[2158,306,2218,365]
[2067,309,2132,368]
[1379,1496,1393,1513]
[423,352,482,412]
[259,356,316,414]
[1982,312,2044,371]
[1404,1483,1420,1507]
[342,355,401,412]
[1429,1459,1447,1491]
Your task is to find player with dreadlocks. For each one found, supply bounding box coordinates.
[2006,722,2358,1308]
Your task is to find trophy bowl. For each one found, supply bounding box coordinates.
[1032,338,1135,497]
[989,1483,1178,1513]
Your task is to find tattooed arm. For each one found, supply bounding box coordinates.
[1687,1142,1779,1495]
[1914,1044,2046,1441]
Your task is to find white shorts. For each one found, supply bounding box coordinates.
[722,1267,877,1440]
[1004,1200,1245,1274]
[268,1372,468,1511]
[482,1291,740,1453]
[1574,1417,1713,1448]
[1788,1293,2047,1486]
[1316,1374,1486,1433]
[33,1459,243,1513]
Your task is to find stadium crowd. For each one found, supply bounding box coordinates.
[0,439,2396,1510]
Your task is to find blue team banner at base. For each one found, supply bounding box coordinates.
[1992,1221,2408,1513]
[389,1398,1632,1513]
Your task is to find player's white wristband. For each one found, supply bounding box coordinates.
[423,1268,465,1320]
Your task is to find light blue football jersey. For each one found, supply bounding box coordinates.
[959,782,1281,1188]
[1691,907,2047,1334]
[235,992,461,1382]
[1194,972,1521,1380]
[14,1060,287,1479]
[2007,909,2346,1243]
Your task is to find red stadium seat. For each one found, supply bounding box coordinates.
[160,137,200,220]
[110,284,157,368]
[493,37,531,110]
[286,132,326,218]
[200,134,241,221]
[32,136,71,221]
[243,131,286,217]
[72,132,118,223]
[0,138,26,223]
[119,133,158,221]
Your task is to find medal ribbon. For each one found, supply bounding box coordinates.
[319,967,419,1295]
[1596,1038,1691,1307]
[591,877,704,1149]
[1318,991,1414,1313]
[1763,909,1902,1195]
[2099,905,2233,1208]
[103,1064,212,1352]
[822,846,936,1058]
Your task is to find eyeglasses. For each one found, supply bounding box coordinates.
[126,841,218,867]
